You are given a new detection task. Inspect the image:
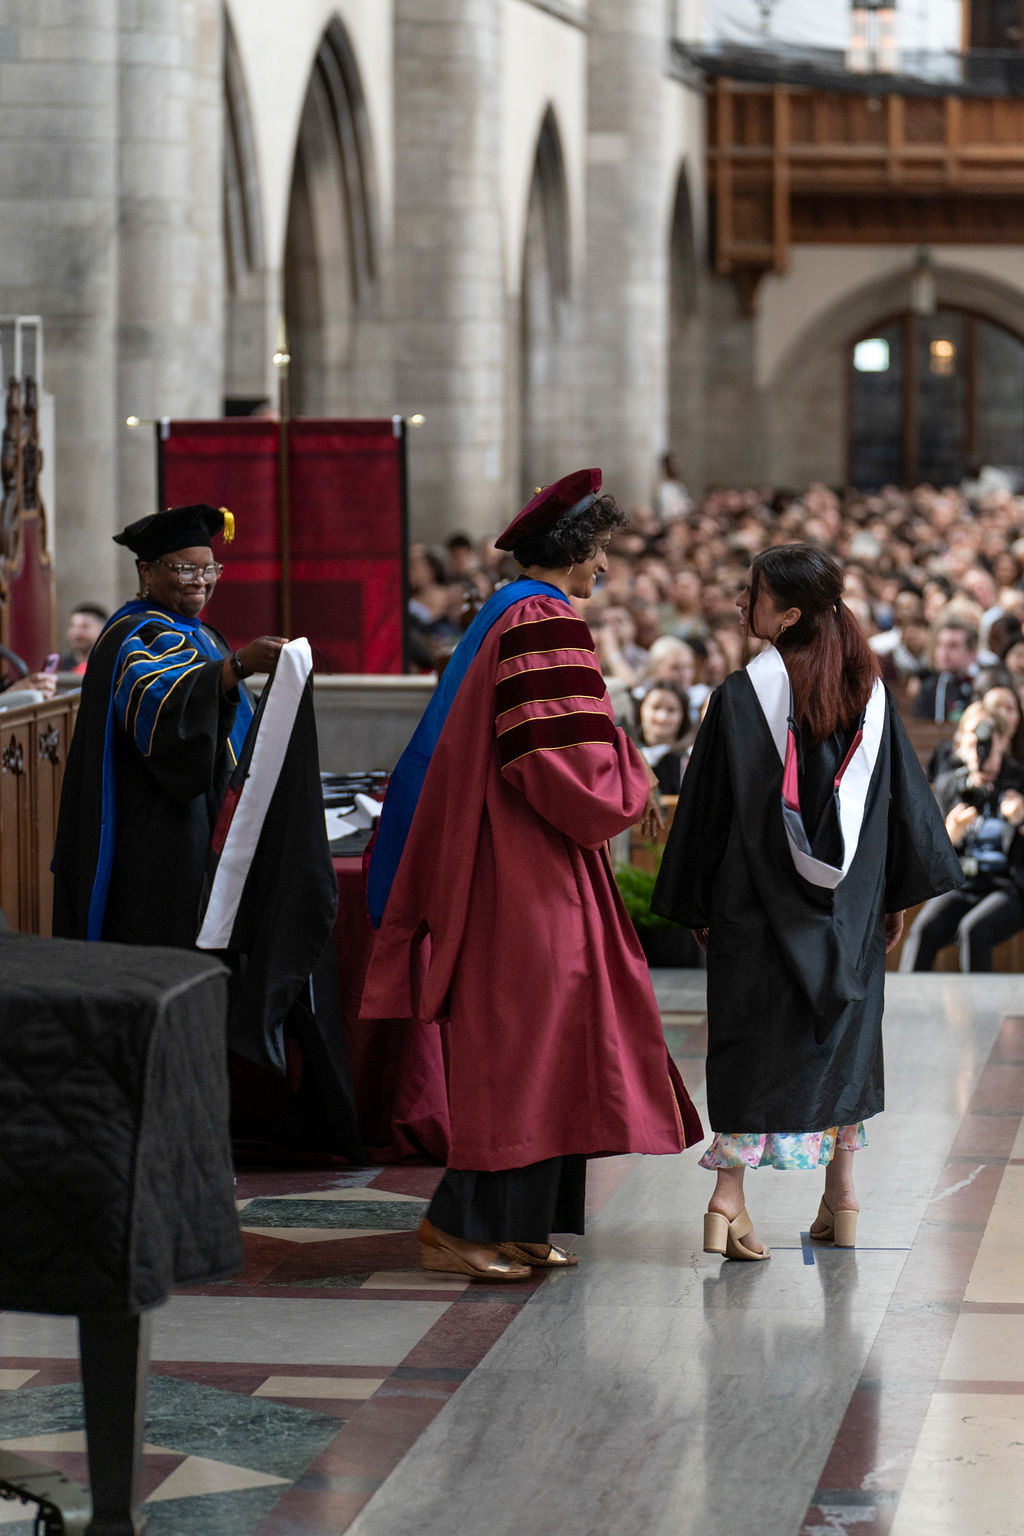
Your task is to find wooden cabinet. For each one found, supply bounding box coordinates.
[0,691,78,935]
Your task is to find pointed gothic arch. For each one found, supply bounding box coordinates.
[222,8,269,408]
[666,162,699,475]
[519,106,573,496]
[284,16,380,417]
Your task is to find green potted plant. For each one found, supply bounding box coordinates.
[614,851,700,967]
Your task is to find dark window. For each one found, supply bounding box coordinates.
[970,1,1024,49]
[849,309,1024,489]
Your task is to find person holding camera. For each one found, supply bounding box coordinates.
[900,701,1024,971]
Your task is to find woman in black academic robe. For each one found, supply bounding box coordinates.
[52,504,284,947]
[652,544,962,1261]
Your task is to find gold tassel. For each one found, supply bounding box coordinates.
[219,506,235,542]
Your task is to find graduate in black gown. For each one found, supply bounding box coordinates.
[652,544,962,1261]
[52,504,285,945]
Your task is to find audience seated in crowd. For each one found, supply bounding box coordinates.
[404,473,1024,970]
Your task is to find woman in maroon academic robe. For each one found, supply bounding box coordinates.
[361,471,702,1282]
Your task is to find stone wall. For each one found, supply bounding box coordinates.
[0,2,122,619]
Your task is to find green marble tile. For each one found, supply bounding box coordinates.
[241,1199,429,1231]
[144,1485,284,1535]
[0,1381,84,1439]
[0,1377,338,1483]
[143,1378,338,1478]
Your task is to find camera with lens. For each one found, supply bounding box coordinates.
[973,717,995,769]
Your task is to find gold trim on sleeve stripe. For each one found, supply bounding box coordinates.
[495,692,607,724]
[496,706,610,740]
[142,664,205,756]
[501,739,617,770]
[497,643,595,663]
[122,655,201,732]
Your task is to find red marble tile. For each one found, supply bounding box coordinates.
[924,1161,1004,1226]
[816,1386,933,1491]
[948,1113,1019,1159]
[985,1016,1024,1062]
[149,1362,393,1390]
[0,1361,81,1385]
[250,1231,421,1284]
[235,1231,302,1283]
[253,1484,373,1535]
[400,1300,528,1370]
[801,1502,893,1535]
[174,1283,450,1302]
[935,1379,1024,1393]
[311,1395,449,1477]
[965,1061,1024,1113]
[889,1227,984,1302]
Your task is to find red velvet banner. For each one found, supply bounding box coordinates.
[159,418,407,673]
[7,513,56,669]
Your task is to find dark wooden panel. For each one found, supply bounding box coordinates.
[0,692,79,935]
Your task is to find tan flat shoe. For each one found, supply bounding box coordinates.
[497,1242,579,1268]
[809,1197,858,1248]
[417,1218,531,1282]
[703,1207,770,1261]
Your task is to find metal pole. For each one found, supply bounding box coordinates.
[273,318,291,636]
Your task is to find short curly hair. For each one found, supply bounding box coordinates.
[510,493,628,569]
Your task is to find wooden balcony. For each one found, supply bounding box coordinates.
[709,79,1024,310]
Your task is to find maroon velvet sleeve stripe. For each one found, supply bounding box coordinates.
[498,616,594,662]
[495,663,605,717]
[497,709,616,769]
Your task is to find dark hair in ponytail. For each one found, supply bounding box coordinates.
[749,544,880,744]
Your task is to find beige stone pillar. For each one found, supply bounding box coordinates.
[116,0,224,542]
[391,0,505,543]
[580,0,669,510]
[0,3,121,622]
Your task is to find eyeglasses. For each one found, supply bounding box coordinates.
[154,560,224,583]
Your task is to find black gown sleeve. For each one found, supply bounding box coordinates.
[884,697,964,911]
[651,687,734,928]
[113,621,237,803]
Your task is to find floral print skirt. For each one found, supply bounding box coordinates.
[698,1123,867,1172]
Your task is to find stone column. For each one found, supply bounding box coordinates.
[391,0,504,543]
[579,0,668,509]
[117,0,224,540]
[0,2,121,621]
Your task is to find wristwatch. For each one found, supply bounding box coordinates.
[229,650,249,680]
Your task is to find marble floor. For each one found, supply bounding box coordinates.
[1,972,1022,1535]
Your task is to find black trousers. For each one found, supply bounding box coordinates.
[900,883,1024,972]
[427,1154,587,1243]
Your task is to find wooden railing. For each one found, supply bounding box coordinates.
[709,79,1024,309]
[0,690,78,935]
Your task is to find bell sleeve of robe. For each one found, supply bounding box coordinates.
[882,694,964,911]
[650,687,733,929]
[113,621,239,802]
[494,607,650,846]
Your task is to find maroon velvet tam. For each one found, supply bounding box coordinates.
[494,467,602,551]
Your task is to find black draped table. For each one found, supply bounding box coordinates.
[0,934,242,1535]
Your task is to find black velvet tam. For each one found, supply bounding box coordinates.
[113,503,230,559]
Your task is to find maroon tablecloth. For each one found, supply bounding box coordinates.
[333,856,449,1163]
